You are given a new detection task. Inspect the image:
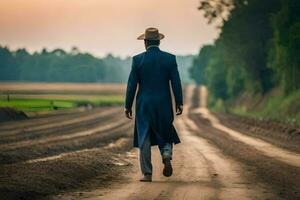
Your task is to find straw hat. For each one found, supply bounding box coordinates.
[137,27,165,40]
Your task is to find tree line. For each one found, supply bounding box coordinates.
[0,46,131,83]
[0,46,193,84]
[190,0,300,104]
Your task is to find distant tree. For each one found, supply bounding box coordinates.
[0,46,19,80]
[52,49,67,57]
[189,45,213,85]
[198,0,234,25]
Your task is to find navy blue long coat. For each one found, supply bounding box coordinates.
[125,46,183,148]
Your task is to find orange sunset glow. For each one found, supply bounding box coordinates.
[0,0,219,57]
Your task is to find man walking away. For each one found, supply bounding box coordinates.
[125,27,183,182]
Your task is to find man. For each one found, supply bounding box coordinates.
[125,27,183,182]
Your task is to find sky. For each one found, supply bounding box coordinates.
[0,0,219,57]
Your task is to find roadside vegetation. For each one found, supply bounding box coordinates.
[229,90,300,124]
[190,0,300,124]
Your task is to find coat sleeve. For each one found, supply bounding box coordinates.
[125,57,138,110]
[170,56,183,106]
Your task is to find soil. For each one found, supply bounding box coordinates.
[0,107,28,123]
[0,107,134,200]
[189,114,300,199]
[214,112,300,153]
[1,85,299,200]
[56,86,293,200]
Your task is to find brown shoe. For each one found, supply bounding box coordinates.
[139,174,152,182]
[163,156,173,177]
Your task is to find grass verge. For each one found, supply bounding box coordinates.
[0,95,124,112]
[230,90,300,124]
[208,89,300,125]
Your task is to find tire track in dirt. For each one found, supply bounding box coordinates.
[194,86,300,168]
[0,107,98,131]
[0,108,121,145]
[0,121,133,164]
[0,107,119,138]
[176,85,274,199]
[0,115,128,151]
[0,135,133,200]
[0,107,133,164]
[21,122,133,164]
[25,137,131,164]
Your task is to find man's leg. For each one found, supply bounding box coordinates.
[139,133,152,176]
[159,143,173,160]
[159,143,173,177]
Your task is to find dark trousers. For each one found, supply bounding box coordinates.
[139,132,173,175]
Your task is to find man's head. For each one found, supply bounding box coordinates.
[144,39,160,49]
[137,27,164,49]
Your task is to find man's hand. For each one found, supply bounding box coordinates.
[125,108,133,119]
[176,105,183,115]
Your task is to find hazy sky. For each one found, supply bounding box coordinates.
[0,0,219,57]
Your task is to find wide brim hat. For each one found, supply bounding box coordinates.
[137,27,165,40]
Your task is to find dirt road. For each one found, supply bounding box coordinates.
[1,85,299,200]
[57,86,288,200]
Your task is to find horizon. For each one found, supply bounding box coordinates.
[0,44,197,59]
[0,0,219,58]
